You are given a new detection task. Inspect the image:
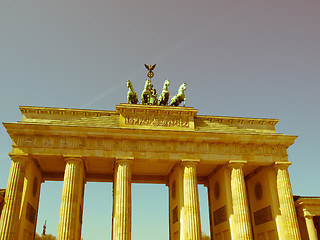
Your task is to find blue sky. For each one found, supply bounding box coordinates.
[1,0,320,239]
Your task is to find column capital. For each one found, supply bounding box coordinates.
[274,161,292,170]
[181,159,200,166]
[8,153,29,163]
[63,155,83,163]
[115,157,134,164]
[303,210,315,218]
[228,160,247,169]
[304,214,318,240]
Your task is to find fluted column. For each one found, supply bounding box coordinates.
[57,157,84,240]
[274,162,301,240]
[0,155,27,240]
[112,158,132,240]
[181,159,201,240]
[229,160,253,240]
[304,214,318,240]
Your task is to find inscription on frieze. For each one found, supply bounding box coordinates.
[254,205,273,226]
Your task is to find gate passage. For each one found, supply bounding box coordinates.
[0,104,301,240]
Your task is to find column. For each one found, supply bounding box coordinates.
[0,155,28,240]
[274,162,301,240]
[305,214,318,240]
[181,159,201,240]
[57,157,85,240]
[229,160,253,240]
[0,155,27,240]
[112,158,132,240]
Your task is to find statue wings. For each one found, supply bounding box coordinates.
[144,64,156,71]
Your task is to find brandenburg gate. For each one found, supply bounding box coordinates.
[0,103,302,240]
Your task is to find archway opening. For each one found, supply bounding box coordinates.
[36,181,63,237]
[132,183,169,240]
[198,185,211,239]
[82,182,113,240]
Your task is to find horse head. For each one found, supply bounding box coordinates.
[179,83,187,93]
[163,79,170,89]
[127,80,133,89]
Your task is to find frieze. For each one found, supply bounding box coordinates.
[93,139,112,149]
[16,135,288,157]
[124,113,189,128]
[176,142,193,152]
[42,137,55,147]
[193,142,208,152]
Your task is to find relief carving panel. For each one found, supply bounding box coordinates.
[254,205,273,226]
[213,205,227,226]
[16,135,288,157]
[124,113,189,128]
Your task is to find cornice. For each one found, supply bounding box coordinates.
[196,115,278,125]
[19,105,116,120]
[195,115,278,134]
[295,198,320,206]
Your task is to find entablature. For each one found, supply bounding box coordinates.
[4,122,296,147]
[3,105,298,181]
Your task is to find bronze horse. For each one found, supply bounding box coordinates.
[127,80,138,104]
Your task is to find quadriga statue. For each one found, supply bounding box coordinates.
[127,80,138,104]
[141,79,151,105]
[169,83,187,107]
[149,84,158,105]
[158,79,170,106]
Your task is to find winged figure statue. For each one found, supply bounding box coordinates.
[145,64,156,79]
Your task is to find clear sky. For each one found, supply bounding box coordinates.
[0,0,320,239]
